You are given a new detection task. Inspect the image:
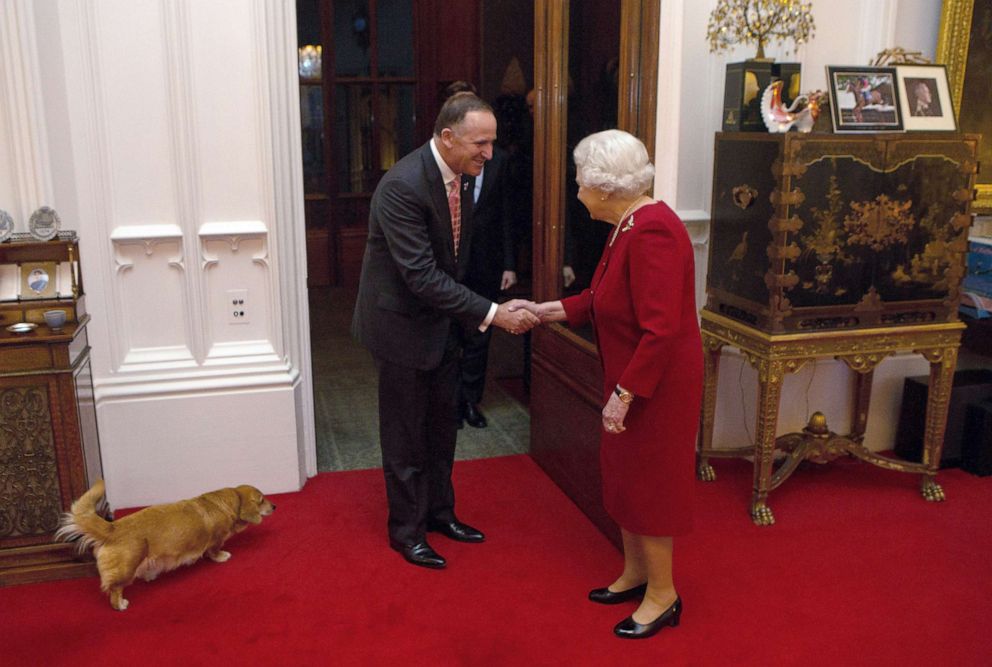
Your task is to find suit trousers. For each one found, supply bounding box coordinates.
[376,327,460,546]
[457,326,491,407]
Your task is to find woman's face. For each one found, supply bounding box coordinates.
[577,181,610,222]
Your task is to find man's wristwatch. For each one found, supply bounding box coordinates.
[614,385,634,404]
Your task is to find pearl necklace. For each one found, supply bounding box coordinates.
[609,196,651,246]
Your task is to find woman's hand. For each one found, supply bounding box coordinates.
[602,392,630,434]
[511,300,567,323]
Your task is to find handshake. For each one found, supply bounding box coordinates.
[492,299,565,335]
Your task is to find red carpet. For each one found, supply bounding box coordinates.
[2,454,991,666]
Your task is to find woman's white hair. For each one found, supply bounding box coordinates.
[573,129,654,198]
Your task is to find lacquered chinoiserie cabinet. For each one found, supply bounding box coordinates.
[706,132,978,332]
[0,236,103,584]
[698,133,980,525]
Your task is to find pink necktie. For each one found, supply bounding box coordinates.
[447,177,461,257]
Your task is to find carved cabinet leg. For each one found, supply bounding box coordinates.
[697,336,723,482]
[849,369,875,443]
[917,345,957,503]
[750,359,784,526]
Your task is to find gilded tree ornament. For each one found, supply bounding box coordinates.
[706,0,816,61]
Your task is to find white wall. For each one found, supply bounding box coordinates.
[657,0,944,452]
[0,0,316,508]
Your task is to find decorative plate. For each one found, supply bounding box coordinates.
[6,322,38,334]
[0,209,13,242]
[28,206,61,241]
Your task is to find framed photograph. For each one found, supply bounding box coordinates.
[896,65,956,131]
[938,0,991,212]
[19,261,59,300]
[826,66,903,132]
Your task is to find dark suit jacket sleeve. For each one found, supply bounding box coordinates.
[376,177,492,326]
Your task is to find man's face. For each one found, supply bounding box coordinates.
[440,110,496,176]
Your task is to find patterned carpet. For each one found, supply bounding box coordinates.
[308,287,530,471]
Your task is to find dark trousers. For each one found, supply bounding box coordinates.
[375,331,460,546]
[457,326,491,406]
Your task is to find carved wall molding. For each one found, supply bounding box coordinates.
[161,0,209,365]
[257,0,317,475]
[110,224,185,272]
[109,224,193,368]
[198,220,270,270]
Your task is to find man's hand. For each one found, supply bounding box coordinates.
[500,270,518,291]
[512,300,566,323]
[493,299,540,335]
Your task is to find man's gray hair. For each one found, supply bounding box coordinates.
[434,93,493,137]
[573,129,654,198]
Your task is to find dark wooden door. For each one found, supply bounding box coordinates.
[297,0,480,287]
[529,0,659,546]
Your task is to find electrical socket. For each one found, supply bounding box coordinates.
[227,289,248,324]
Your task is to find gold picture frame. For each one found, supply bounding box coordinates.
[938,0,990,212]
[19,261,59,300]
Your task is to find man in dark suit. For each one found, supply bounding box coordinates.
[352,93,539,569]
[457,144,518,428]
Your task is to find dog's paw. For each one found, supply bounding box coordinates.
[209,550,231,563]
[113,598,129,611]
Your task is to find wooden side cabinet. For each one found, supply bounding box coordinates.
[0,238,103,585]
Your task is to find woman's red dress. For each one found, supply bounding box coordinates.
[561,201,702,536]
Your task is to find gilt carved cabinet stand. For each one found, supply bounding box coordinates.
[699,132,978,525]
[697,312,961,525]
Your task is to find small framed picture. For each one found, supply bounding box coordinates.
[20,261,59,299]
[896,64,957,132]
[826,66,903,132]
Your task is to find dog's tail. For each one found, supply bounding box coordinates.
[55,479,113,552]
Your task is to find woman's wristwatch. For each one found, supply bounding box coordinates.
[614,385,634,404]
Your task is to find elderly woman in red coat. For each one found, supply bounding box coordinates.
[527,129,702,639]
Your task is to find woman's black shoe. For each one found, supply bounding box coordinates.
[613,596,682,639]
[588,582,647,604]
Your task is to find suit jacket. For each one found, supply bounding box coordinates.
[464,146,516,301]
[351,141,493,370]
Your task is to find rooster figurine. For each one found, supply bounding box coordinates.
[760,80,824,133]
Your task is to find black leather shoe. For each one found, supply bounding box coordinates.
[463,402,488,428]
[588,582,647,604]
[613,596,682,639]
[390,540,446,569]
[427,519,485,542]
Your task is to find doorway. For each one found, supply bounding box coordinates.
[297,0,536,472]
[295,1,659,497]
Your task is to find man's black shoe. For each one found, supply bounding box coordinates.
[390,540,446,569]
[463,402,488,428]
[427,519,485,543]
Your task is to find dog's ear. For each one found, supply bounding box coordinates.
[235,486,263,524]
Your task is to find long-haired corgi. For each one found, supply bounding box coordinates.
[57,480,275,610]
